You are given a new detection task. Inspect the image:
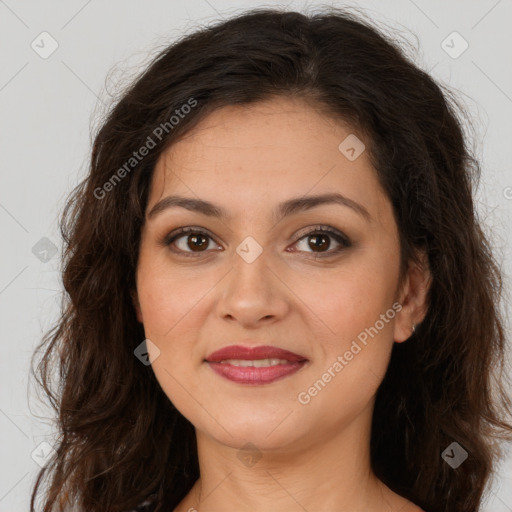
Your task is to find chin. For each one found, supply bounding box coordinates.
[195,410,306,452]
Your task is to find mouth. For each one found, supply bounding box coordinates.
[205,344,308,385]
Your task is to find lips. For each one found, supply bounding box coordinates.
[205,344,308,385]
[206,345,307,363]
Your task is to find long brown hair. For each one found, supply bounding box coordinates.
[31,7,512,512]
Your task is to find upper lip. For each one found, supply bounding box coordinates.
[206,344,307,363]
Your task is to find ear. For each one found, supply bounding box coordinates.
[131,289,143,323]
[393,249,431,343]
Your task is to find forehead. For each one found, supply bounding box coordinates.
[147,96,391,224]
[163,96,356,169]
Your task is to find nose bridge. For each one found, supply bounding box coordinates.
[229,245,274,301]
[217,240,289,325]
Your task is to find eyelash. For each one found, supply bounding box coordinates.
[160,225,352,259]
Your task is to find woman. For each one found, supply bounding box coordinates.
[31,7,512,512]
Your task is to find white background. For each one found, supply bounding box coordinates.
[0,0,511,510]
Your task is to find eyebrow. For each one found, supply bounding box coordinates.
[147,192,372,223]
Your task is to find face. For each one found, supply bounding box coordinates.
[133,96,426,452]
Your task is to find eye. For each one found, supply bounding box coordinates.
[162,227,220,257]
[291,225,351,256]
[161,224,351,258]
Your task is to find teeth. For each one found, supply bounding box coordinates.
[219,358,291,367]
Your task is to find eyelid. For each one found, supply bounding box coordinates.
[293,224,351,246]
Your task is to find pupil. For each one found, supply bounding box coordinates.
[309,234,329,252]
[188,234,208,251]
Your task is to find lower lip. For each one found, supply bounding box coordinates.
[206,361,307,384]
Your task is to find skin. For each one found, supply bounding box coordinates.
[133,96,431,512]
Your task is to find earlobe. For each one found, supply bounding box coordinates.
[393,250,431,343]
[131,290,143,323]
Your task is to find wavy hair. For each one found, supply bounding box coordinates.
[31,6,512,512]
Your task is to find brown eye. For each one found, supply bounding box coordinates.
[163,227,220,257]
[184,233,210,252]
[306,233,331,252]
[293,226,351,256]
[162,225,351,259]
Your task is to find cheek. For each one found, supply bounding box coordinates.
[293,280,397,430]
[135,255,210,417]
[290,254,399,398]
[136,254,213,339]
[289,255,398,341]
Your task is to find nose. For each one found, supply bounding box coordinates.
[216,247,290,329]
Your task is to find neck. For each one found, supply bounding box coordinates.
[174,403,416,512]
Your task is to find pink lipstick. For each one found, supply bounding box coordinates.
[205,344,308,385]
